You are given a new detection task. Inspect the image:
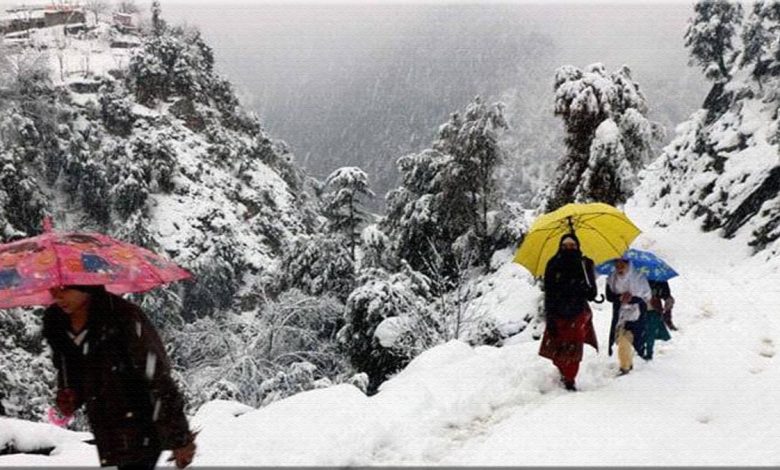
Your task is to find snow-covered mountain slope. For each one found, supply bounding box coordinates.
[641,70,780,258]
[1,20,317,290]
[1,17,321,419]
[3,192,778,466]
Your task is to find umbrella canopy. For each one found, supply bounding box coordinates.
[596,248,679,281]
[513,202,641,278]
[0,220,192,309]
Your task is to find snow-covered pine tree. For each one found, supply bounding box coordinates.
[740,1,780,86]
[275,233,355,302]
[437,97,508,268]
[340,265,436,394]
[110,164,149,219]
[384,97,509,278]
[79,160,111,226]
[684,0,744,81]
[0,151,47,236]
[98,83,136,136]
[383,149,449,277]
[151,0,166,37]
[0,308,54,420]
[546,63,661,210]
[576,119,632,205]
[323,166,374,262]
[128,26,210,106]
[182,235,246,319]
[359,224,393,271]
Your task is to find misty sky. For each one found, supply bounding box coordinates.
[156,2,706,200]
[160,2,702,106]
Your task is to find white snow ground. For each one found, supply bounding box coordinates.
[2,191,778,466]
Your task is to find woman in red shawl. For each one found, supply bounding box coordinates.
[539,233,599,391]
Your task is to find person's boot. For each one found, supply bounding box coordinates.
[563,379,577,391]
[663,311,678,331]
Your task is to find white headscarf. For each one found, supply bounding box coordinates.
[607,260,651,325]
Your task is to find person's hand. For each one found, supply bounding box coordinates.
[56,388,78,417]
[169,432,197,468]
[620,292,632,304]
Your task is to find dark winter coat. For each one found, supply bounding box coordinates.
[42,293,190,467]
[544,249,598,321]
[648,280,672,313]
[605,284,647,357]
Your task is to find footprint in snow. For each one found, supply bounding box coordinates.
[758,337,775,359]
[696,302,715,319]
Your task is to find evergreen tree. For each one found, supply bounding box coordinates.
[740,1,780,85]
[99,85,136,136]
[575,119,632,205]
[684,0,743,81]
[437,97,508,267]
[79,160,111,225]
[182,236,246,319]
[129,133,177,193]
[0,309,54,420]
[276,233,355,302]
[151,0,166,37]
[323,166,374,262]
[111,164,149,218]
[359,224,393,271]
[340,265,434,394]
[0,150,46,235]
[383,97,508,277]
[128,25,231,110]
[546,63,660,210]
[383,149,451,276]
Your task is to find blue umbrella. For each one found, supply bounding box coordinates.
[596,248,678,281]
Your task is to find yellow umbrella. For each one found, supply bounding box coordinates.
[513,202,641,278]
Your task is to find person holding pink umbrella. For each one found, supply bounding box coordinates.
[0,218,196,469]
[42,285,196,469]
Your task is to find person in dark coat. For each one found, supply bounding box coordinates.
[42,285,196,469]
[538,233,599,391]
[644,280,673,359]
[650,280,677,331]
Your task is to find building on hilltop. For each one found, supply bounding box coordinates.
[0,4,86,36]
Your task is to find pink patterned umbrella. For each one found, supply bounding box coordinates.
[0,218,192,309]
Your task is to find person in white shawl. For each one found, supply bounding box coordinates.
[606,257,652,375]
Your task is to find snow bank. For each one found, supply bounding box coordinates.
[0,418,95,467]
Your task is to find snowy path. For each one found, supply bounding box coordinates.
[430,201,780,466]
